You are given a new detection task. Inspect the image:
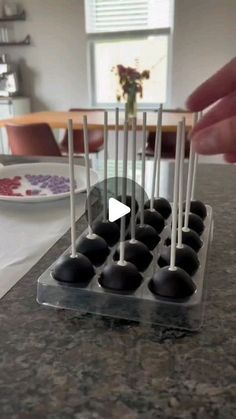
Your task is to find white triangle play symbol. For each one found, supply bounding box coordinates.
[108,198,131,222]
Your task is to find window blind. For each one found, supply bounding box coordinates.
[85,0,171,33]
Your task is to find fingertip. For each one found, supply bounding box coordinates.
[185,95,200,111]
[186,90,207,112]
[185,96,193,111]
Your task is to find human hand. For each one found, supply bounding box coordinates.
[186,58,236,162]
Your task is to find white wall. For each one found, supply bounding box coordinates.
[171,0,236,107]
[1,0,235,111]
[1,0,89,111]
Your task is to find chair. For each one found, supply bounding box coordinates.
[60,108,104,155]
[6,123,62,156]
[143,131,190,158]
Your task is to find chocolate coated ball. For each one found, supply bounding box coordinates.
[99,262,142,292]
[53,253,95,285]
[149,266,196,299]
[76,234,109,266]
[145,197,171,219]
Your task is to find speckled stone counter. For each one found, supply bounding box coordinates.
[0,161,235,419]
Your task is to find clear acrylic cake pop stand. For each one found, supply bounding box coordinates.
[37,205,213,331]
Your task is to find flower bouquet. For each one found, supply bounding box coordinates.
[112,64,150,117]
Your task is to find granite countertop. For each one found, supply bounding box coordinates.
[0,160,236,419]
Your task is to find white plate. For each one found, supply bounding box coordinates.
[0,162,98,203]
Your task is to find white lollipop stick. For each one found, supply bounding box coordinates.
[151,105,162,209]
[191,152,198,200]
[131,117,137,242]
[115,107,119,197]
[156,104,163,199]
[68,119,76,258]
[121,120,128,205]
[170,121,182,271]
[177,117,185,249]
[191,112,202,200]
[140,112,147,226]
[83,115,93,238]
[103,110,108,221]
[118,120,129,266]
[183,112,198,231]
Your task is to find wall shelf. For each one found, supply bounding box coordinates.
[0,35,30,46]
[0,10,26,22]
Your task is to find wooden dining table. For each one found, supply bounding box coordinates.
[0,110,193,132]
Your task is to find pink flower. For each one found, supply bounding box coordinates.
[112,64,150,101]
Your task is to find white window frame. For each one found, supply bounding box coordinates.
[86,1,174,109]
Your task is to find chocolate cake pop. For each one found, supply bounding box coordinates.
[92,219,120,247]
[165,227,202,253]
[149,121,196,299]
[183,212,204,235]
[159,118,199,276]
[149,266,196,299]
[142,208,164,234]
[189,200,207,220]
[182,115,205,237]
[158,244,199,276]
[139,108,165,233]
[176,119,200,260]
[52,119,95,285]
[135,224,161,251]
[114,117,152,272]
[135,112,160,250]
[189,132,207,220]
[53,253,94,285]
[114,239,152,272]
[76,115,109,266]
[144,197,171,220]
[144,106,171,220]
[99,258,142,292]
[99,120,142,292]
[91,111,120,247]
[181,227,202,252]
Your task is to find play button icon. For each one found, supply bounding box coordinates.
[85,177,149,229]
[108,198,131,222]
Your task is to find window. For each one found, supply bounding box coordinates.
[85,0,172,107]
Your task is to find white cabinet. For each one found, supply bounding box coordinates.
[0,97,30,154]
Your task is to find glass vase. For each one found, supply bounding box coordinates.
[125,91,137,119]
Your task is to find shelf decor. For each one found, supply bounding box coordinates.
[0,9,26,22]
[0,34,30,46]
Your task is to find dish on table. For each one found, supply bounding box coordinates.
[0,162,98,202]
